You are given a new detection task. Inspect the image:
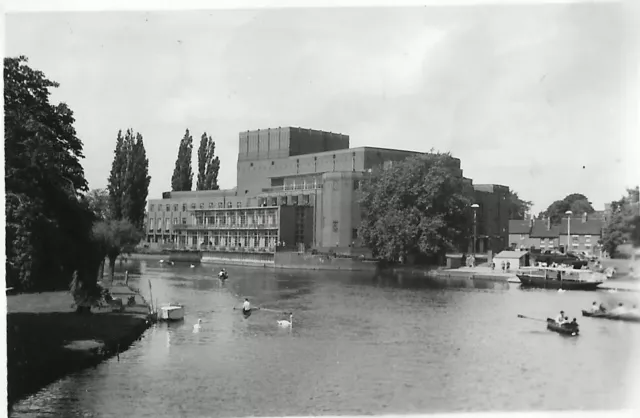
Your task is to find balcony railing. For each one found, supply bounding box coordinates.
[173,223,279,230]
[261,183,323,193]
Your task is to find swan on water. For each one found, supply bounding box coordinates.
[193,319,202,332]
[277,313,293,328]
[190,264,195,268]
[558,289,566,293]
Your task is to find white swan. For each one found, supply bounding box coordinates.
[277,313,293,328]
[558,289,566,293]
[193,319,202,332]
[190,264,195,268]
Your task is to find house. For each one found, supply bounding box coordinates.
[508,219,533,250]
[557,212,604,256]
[529,218,561,252]
[493,250,531,271]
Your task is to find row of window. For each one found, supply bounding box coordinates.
[150,202,243,212]
[519,235,593,240]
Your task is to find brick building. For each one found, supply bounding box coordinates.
[147,127,510,257]
[507,213,604,256]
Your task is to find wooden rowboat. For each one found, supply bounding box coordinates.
[546,318,579,336]
[581,310,640,323]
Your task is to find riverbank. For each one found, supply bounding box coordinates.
[6,287,153,409]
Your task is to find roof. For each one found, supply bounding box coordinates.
[509,220,531,234]
[557,219,603,235]
[495,251,529,259]
[530,220,561,238]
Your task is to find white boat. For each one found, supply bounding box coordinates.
[157,304,185,322]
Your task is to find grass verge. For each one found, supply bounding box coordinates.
[6,291,152,409]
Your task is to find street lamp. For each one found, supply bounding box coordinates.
[565,210,572,254]
[471,204,479,256]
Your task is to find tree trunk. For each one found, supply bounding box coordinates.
[98,258,105,281]
[108,255,117,281]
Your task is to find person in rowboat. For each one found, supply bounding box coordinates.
[242,298,251,314]
[589,301,601,313]
[555,311,565,324]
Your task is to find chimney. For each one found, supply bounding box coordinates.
[582,212,587,223]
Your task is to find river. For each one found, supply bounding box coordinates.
[10,260,640,416]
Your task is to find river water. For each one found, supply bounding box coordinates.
[10,260,640,417]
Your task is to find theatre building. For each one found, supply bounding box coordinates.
[146,127,510,259]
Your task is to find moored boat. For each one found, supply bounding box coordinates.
[158,304,185,322]
[546,318,579,336]
[516,266,604,291]
[581,310,640,323]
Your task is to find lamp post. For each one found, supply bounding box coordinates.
[471,204,479,256]
[565,210,572,254]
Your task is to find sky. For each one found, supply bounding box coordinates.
[4,0,640,214]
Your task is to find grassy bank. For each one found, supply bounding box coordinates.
[6,290,152,409]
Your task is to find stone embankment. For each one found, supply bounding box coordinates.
[6,282,153,409]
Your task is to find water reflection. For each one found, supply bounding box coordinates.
[10,259,639,417]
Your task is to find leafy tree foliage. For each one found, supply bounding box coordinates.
[171,129,194,191]
[541,193,595,225]
[197,132,221,190]
[601,187,640,256]
[107,129,151,229]
[92,219,144,281]
[4,56,101,291]
[85,188,110,221]
[506,190,533,220]
[358,152,472,263]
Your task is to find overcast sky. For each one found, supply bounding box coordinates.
[5,1,639,213]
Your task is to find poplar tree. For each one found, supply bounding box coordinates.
[196,132,221,191]
[107,128,151,229]
[171,129,194,191]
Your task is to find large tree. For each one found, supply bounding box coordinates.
[601,187,640,256]
[506,190,533,220]
[4,56,101,291]
[542,193,595,225]
[107,129,151,229]
[171,129,194,191]
[196,132,221,191]
[358,152,472,263]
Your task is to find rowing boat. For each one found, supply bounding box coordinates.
[546,318,579,336]
[581,310,640,323]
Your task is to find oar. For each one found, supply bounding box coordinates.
[517,314,548,322]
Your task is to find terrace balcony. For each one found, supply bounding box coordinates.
[261,182,323,193]
[173,223,279,230]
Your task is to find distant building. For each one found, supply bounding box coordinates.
[146,127,511,258]
[473,184,510,254]
[507,212,604,256]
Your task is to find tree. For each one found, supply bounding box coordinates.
[542,193,595,225]
[107,129,151,229]
[358,152,472,263]
[92,219,144,281]
[122,131,151,230]
[4,56,100,291]
[506,190,533,220]
[601,187,640,256]
[196,132,221,191]
[171,129,194,191]
[85,188,110,220]
[107,130,127,220]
